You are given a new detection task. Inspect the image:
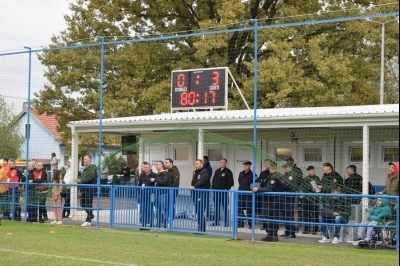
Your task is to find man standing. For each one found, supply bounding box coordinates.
[62,160,75,218]
[280,162,302,239]
[0,166,9,219]
[26,162,38,222]
[203,156,213,178]
[301,166,320,234]
[252,160,283,242]
[320,162,343,193]
[287,157,303,178]
[78,155,97,227]
[32,162,49,223]
[211,158,234,227]
[154,161,169,229]
[189,159,210,233]
[344,165,375,195]
[120,163,131,185]
[256,160,270,218]
[165,158,180,219]
[7,159,24,221]
[138,162,156,229]
[237,160,256,229]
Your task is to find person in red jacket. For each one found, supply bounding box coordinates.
[6,159,24,221]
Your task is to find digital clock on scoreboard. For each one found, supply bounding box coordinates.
[171,67,228,110]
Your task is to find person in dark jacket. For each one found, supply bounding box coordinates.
[154,161,169,229]
[119,163,131,185]
[165,158,180,219]
[256,160,270,217]
[252,160,283,242]
[237,160,257,229]
[189,159,210,233]
[280,162,302,238]
[344,165,375,195]
[320,162,343,193]
[301,166,320,234]
[318,188,351,244]
[78,155,97,227]
[287,157,303,179]
[211,158,234,227]
[138,162,156,229]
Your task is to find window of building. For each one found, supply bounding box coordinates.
[382,147,399,163]
[175,148,189,161]
[349,147,370,163]
[275,148,292,161]
[304,147,322,162]
[207,149,223,161]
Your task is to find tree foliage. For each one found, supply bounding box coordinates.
[33,0,399,151]
[0,95,25,159]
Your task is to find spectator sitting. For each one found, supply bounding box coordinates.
[318,187,351,244]
[354,197,392,246]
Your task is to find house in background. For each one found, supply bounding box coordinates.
[17,103,121,171]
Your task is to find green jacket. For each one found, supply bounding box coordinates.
[80,164,97,184]
[168,166,180,187]
[382,173,399,196]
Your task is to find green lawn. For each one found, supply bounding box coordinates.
[0,221,398,266]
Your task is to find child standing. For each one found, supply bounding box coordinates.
[50,169,63,225]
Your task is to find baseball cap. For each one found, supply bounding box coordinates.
[323,162,333,167]
[306,165,314,171]
[242,160,252,165]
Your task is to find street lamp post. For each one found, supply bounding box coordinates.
[368,18,398,105]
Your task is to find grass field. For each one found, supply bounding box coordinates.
[0,221,398,266]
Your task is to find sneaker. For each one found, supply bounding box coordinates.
[352,238,363,246]
[56,221,63,225]
[318,237,331,243]
[331,237,340,244]
[50,220,58,224]
[81,222,91,227]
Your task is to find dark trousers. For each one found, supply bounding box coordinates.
[80,187,95,222]
[139,189,154,227]
[262,197,280,236]
[192,190,208,232]
[238,194,252,227]
[62,189,71,217]
[213,191,230,226]
[302,197,319,233]
[281,194,296,235]
[156,193,168,228]
[26,190,38,220]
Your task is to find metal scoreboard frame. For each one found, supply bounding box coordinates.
[171,67,229,111]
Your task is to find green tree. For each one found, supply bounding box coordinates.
[33,0,399,150]
[0,95,25,159]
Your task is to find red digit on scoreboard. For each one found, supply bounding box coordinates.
[177,73,185,87]
[212,71,220,86]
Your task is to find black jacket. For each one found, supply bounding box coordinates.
[238,170,256,191]
[344,173,375,195]
[212,167,234,190]
[155,170,169,187]
[191,168,210,189]
[257,169,270,183]
[281,170,302,192]
[138,171,156,186]
[321,171,343,193]
[168,166,180,187]
[257,171,284,193]
[120,166,131,181]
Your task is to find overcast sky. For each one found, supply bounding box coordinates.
[0,0,72,113]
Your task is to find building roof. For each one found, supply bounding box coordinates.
[18,108,62,140]
[68,104,399,134]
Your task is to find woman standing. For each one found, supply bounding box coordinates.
[50,153,58,173]
[50,169,63,225]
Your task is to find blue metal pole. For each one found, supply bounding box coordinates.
[250,18,259,243]
[95,36,105,229]
[23,46,32,223]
